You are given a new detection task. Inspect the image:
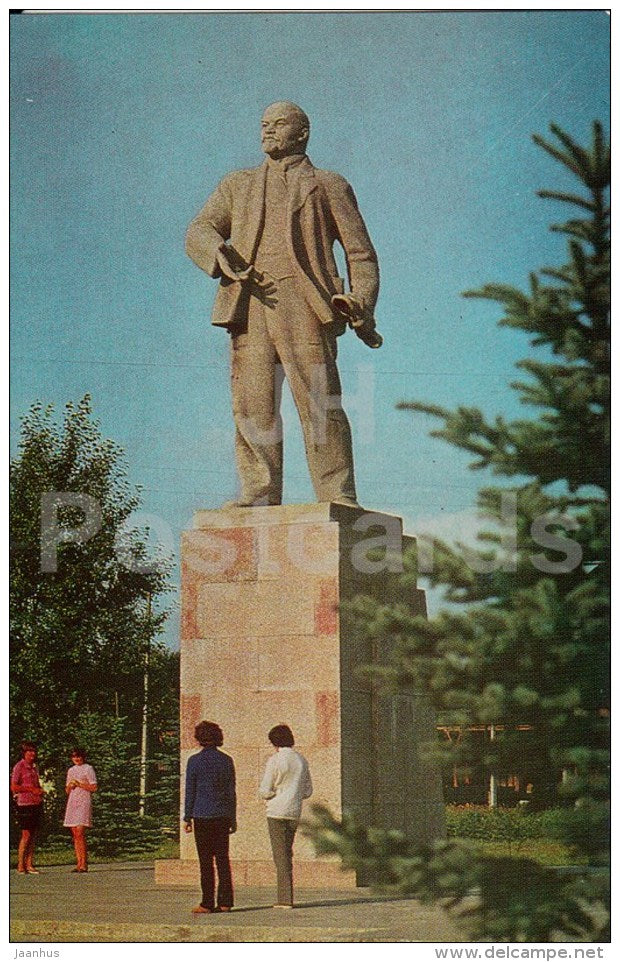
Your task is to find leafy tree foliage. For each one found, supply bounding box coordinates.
[10,396,179,851]
[10,395,171,751]
[305,123,610,941]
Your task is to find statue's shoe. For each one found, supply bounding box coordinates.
[331,497,362,508]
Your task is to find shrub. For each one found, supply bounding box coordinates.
[445,805,568,843]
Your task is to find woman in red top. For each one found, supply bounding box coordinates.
[11,741,45,874]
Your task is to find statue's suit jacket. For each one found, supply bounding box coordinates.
[186,156,379,332]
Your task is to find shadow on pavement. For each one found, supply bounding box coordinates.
[223,895,409,913]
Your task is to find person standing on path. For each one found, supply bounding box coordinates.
[259,724,313,908]
[63,748,97,873]
[183,721,237,915]
[11,741,45,874]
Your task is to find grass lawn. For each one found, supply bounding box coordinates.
[11,837,586,869]
[476,839,588,866]
[10,837,180,867]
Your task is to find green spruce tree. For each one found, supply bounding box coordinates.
[305,122,610,942]
[47,712,164,858]
[142,648,180,836]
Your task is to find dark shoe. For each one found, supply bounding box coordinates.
[191,905,215,914]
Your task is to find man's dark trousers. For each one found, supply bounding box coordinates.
[193,816,234,910]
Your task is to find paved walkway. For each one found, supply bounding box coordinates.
[10,862,465,943]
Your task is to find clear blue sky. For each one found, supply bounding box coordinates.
[10,11,610,645]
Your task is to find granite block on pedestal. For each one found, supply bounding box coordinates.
[156,502,445,889]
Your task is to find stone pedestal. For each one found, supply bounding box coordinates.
[155,502,445,888]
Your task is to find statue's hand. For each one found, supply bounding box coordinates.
[331,294,383,349]
[216,246,254,282]
[331,294,364,326]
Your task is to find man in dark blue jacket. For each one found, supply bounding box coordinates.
[184,720,237,913]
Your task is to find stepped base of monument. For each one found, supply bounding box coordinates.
[155,858,358,889]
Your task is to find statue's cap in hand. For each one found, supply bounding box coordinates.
[331,295,383,349]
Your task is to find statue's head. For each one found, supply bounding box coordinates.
[261,101,310,159]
